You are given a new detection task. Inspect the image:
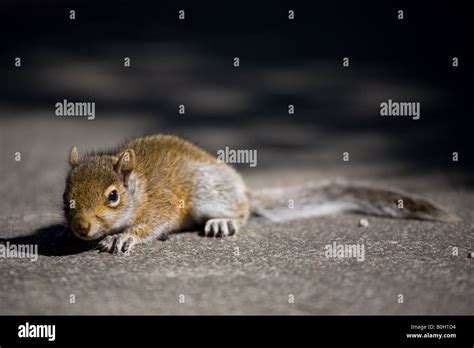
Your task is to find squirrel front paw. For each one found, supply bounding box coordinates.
[204,218,239,237]
[97,233,138,255]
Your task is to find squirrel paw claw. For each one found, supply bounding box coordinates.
[97,234,138,255]
[204,219,238,237]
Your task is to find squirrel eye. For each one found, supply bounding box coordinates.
[107,190,119,203]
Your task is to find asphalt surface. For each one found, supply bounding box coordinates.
[1,116,473,315]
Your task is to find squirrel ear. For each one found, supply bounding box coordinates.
[114,149,136,184]
[69,146,78,167]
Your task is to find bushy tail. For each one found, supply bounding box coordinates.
[248,181,460,223]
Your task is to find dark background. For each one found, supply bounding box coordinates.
[0,0,473,180]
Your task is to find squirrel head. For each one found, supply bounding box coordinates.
[63,146,137,240]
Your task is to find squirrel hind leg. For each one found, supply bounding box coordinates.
[190,162,250,236]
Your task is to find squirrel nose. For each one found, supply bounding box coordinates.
[75,220,91,236]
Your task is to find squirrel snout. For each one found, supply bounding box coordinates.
[73,219,91,237]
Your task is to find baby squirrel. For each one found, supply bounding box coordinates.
[64,134,459,254]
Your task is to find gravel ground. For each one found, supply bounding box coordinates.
[1,115,473,315]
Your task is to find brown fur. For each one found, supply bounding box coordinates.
[64,134,246,253]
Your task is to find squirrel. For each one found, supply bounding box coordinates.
[63,134,460,254]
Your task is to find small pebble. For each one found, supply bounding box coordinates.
[358,218,369,227]
[469,252,474,258]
